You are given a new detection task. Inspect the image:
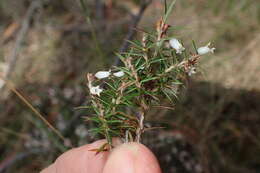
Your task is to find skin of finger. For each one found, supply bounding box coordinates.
[103,142,162,173]
[40,164,56,173]
[40,140,109,173]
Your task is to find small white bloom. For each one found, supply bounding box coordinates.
[90,85,103,96]
[169,38,185,54]
[188,67,196,76]
[113,71,124,77]
[95,70,110,79]
[197,42,215,55]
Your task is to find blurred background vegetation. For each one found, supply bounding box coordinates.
[0,0,260,172]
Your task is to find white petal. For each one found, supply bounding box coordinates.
[197,43,215,55]
[95,71,110,79]
[90,85,103,96]
[169,38,185,54]
[113,71,124,77]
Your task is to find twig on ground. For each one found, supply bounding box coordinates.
[6,0,41,79]
[114,0,153,66]
[0,77,68,145]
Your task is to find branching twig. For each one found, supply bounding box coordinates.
[6,0,41,79]
[0,77,67,145]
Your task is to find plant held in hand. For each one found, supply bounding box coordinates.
[84,0,215,150]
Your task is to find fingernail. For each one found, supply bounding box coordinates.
[103,143,135,173]
[103,143,162,173]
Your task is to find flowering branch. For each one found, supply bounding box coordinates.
[84,0,215,150]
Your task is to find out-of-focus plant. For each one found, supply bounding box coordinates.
[84,0,215,150]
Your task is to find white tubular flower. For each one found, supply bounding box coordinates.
[90,85,103,96]
[188,67,196,76]
[169,38,185,54]
[95,70,111,79]
[197,42,216,55]
[113,71,124,77]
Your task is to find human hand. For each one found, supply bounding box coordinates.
[40,139,162,173]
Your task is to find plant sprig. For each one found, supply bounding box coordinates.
[83,0,215,150]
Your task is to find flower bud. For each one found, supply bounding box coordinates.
[89,85,103,96]
[95,71,111,79]
[197,42,215,55]
[113,71,125,77]
[169,38,185,54]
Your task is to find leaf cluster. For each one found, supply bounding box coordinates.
[84,0,204,149]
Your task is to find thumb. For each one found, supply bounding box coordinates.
[103,142,162,173]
